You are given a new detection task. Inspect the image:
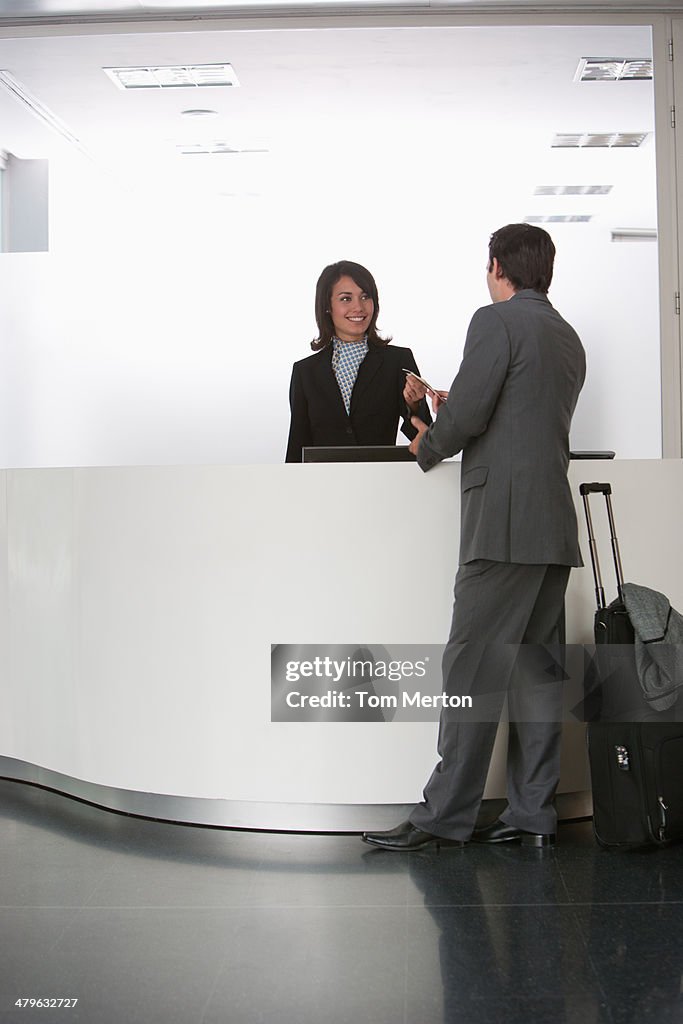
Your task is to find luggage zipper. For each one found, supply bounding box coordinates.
[658,796,668,841]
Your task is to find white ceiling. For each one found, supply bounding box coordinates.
[0,17,657,230]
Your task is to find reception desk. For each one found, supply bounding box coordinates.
[1,459,681,830]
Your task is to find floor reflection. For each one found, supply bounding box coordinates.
[1,782,682,1024]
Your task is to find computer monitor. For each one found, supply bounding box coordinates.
[302,445,415,463]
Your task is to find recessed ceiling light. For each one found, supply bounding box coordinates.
[552,132,649,148]
[534,185,613,196]
[525,215,592,223]
[575,58,653,83]
[181,109,219,119]
[103,64,239,91]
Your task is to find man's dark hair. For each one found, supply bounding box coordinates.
[488,223,555,294]
[311,260,390,351]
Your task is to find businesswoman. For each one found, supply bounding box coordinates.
[285,260,431,462]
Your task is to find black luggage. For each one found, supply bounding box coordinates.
[587,722,683,847]
[580,482,683,848]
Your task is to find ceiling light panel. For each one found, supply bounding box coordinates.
[611,229,657,242]
[534,185,613,196]
[176,142,269,155]
[575,58,653,83]
[525,215,592,223]
[103,64,239,90]
[552,132,649,148]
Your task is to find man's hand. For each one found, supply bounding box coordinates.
[409,415,429,456]
[431,390,449,413]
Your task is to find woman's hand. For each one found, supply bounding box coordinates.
[403,374,427,411]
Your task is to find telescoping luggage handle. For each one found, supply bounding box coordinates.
[579,482,626,612]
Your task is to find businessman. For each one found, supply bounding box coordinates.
[363,224,586,850]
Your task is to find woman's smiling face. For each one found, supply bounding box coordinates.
[328,275,374,342]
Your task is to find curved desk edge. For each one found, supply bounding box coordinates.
[0,757,591,831]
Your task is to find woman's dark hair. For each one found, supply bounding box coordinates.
[311,260,391,351]
[488,223,555,294]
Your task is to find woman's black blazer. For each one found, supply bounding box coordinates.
[285,342,431,463]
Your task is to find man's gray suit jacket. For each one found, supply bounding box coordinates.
[417,289,586,567]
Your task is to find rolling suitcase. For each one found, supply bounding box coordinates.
[580,482,683,848]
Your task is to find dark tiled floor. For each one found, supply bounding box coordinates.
[0,780,682,1023]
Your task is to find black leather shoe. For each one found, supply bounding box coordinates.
[471,819,556,848]
[362,820,465,851]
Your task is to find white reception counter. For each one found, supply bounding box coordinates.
[1,459,681,830]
